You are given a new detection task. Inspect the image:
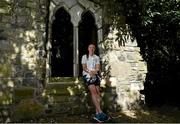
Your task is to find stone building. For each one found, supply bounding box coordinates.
[0,0,147,111]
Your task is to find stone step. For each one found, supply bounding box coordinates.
[46,101,92,115]
[13,86,35,103]
[45,82,76,96]
[43,81,95,115]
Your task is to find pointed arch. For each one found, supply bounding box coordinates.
[78,10,98,76]
[51,7,73,77]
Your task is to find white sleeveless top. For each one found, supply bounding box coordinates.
[81,54,100,76]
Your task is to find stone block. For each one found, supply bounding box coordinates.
[118,54,126,61]
[0,90,12,105]
[95,9,102,29]
[0,62,11,78]
[0,40,10,51]
[1,15,12,23]
[27,1,38,8]
[0,3,11,14]
[69,4,83,26]
[78,0,90,9]
[12,98,45,122]
[52,0,64,5]
[126,53,135,60]
[24,71,35,78]
[22,78,39,87]
[16,0,33,7]
[10,78,23,86]
[64,0,77,8]
[45,83,74,95]
[130,82,144,91]
[14,87,35,103]
[16,16,31,28]
[12,65,23,78]
[15,8,30,16]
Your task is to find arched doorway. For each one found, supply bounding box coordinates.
[79,11,98,76]
[47,0,103,81]
[51,8,73,77]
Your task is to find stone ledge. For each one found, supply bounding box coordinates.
[13,86,35,103]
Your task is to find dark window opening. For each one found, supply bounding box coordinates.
[51,8,73,77]
[79,11,98,76]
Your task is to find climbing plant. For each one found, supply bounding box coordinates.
[90,0,180,105]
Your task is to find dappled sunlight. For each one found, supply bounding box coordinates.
[0,0,47,122]
[0,90,12,105]
[7,80,14,87]
[67,87,74,96]
[25,30,36,41]
[101,29,147,110]
[122,110,137,119]
[140,109,150,116]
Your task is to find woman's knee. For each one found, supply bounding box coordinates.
[88,85,97,95]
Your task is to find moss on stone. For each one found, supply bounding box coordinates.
[12,98,45,122]
[49,77,76,82]
[0,0,10,7]
[0,63,11,77]
[0,5,11,14]
[14,87,35,103]
[45,83,75,95]
[0,91,12,105]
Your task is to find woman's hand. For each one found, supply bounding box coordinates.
[89,70,97,77]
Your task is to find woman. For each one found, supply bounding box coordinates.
[81,43,109,122]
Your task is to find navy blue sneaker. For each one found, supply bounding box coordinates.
[100,112,110,121]
[93,113,110,122]
[93,113,104,123]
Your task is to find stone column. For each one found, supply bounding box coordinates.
[45,20,52,83]
[73,26,79,77]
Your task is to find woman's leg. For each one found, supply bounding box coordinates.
[95,86,102,103]
[88,85,102,114]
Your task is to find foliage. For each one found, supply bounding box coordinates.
[91,0,180,105]
[131,0,180,105]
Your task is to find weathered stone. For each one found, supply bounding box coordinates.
[24,71,34,78]
[12,98,45,121]
[127,53,135,60]
[0,62,11,78]
[69,4,83,26]
[14,87,35,103]
[1,15,12,23]
[0,0,147,111]
[64,0,77,8]
[15,8,31,16]
[27,1,38,8]
[0,40,10,50]
[22,78,39,87]
[16,16,30,28]
[118,54,126,61]
[0,89,12,105]
[0,4,11,14]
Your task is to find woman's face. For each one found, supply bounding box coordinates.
[88,44,95,55]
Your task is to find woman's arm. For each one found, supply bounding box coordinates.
[82,64,89,73]
[95,64,100,72]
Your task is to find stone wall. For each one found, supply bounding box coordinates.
[100,27,147,110]
[0,0,147,111]
[0,0,47,105]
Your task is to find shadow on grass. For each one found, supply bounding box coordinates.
[108,105,180,123]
